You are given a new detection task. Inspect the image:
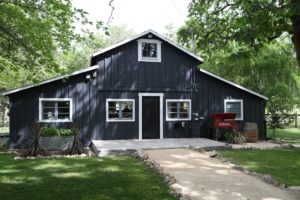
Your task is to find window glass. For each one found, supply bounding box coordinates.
[138,39,161,62]
[225,100,243,119]
[107,100,134,121]
[40,99,71,121]
[167,100,191,120]
[142,42,157,58]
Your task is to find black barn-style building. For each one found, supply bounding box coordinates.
[4,30,268,148]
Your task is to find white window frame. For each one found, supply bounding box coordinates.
[224,99,244,120]
[106,99,135,122]
[39,98,73,123]
[166,99,192,121]
[138,39,162,62]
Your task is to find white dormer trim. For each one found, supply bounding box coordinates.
[137,39,162,62]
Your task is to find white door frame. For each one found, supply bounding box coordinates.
[138,93,164,140]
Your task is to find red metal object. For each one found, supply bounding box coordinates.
[211,113,237,128]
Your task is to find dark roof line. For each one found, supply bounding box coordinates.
[3,65,98,96]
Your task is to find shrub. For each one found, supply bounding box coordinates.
[41,127,60,137]
[59,128,72,137]
[0,140,8,151]
[224,129,246,144]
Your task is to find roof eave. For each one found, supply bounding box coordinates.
[91,29,204,63]
[3,65,99,96]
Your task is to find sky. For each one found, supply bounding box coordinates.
[72,0,191,34]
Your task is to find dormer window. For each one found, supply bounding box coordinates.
[138,39,161,62]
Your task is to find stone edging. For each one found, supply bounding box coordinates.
[138,151,191,200]
[195,149,300,195]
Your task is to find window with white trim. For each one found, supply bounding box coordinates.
[39,98,72,122]
[224,99,244,120]
[138,39,161,62]
[166,99,191,121]
[106,99,135,122]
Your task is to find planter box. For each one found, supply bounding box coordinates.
[39,136,72,151]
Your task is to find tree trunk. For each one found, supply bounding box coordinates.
[291,0,300,68]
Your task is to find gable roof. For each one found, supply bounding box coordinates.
[200,69,268,100]
[3,65,98,96]
[91,29,204,63]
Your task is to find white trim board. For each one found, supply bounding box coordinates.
[138,93,164,140]
[199,69,268,100]
[92,29,204,63]
[3,65,99,96]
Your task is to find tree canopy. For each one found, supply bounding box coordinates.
[0,0,103,89]
[56,25,135,74]
[178,0,300,67]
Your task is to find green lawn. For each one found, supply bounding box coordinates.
[219,149,300,186]
[267,128,300,144]
[0,153,177,200]
[0,127,9,136]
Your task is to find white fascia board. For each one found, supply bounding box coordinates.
[200,69,268,100]
[92,29,204,63]
[3,65,99,96]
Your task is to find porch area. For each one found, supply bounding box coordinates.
[91,138,228,156]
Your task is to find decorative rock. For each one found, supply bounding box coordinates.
[207,150,218,158]
[262,175,274,184]
[180,195,191,200]
[232,165,244,171]
[279,184,286,189]
[287,186,300,191]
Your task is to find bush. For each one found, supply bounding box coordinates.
[40,127,73,137]
[0,140,8,151]
[59,128,72,137]
[224,129,246,144]
[41,127,60,137]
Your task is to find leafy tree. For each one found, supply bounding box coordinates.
[200,37,300,136]
[0,0,103,80]
[164,23,177,42]
[202,38,299,98]
[56,25,135,73]
[267,94,294,139]
[177,0,300,68]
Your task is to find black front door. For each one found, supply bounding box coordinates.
[142,97,160,139]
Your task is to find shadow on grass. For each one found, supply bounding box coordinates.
[0,153,176,200]
[219,148,300,186]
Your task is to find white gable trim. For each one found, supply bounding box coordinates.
[3,65,99,96]
[92,29,204,63]
[200,69,268,100]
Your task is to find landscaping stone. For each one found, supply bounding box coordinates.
[288,186,300,191]
[262,175,274,184]
[207,150,218,157]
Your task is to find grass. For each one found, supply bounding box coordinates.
[267,128,300,144]
[0,153,177,200]
[0,127,9,136]
[219,148,300,186]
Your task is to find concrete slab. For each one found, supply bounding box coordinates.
[92,138,228,156]
[144,148,299,200]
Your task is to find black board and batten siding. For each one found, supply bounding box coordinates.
[7,33,266,148]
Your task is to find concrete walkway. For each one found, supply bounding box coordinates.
[92,138,228,156]
[144,148,299,200]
